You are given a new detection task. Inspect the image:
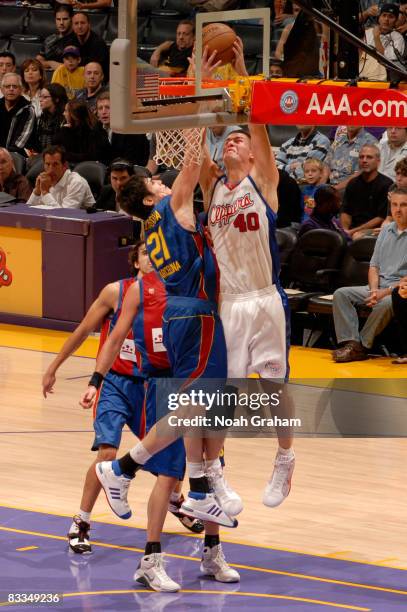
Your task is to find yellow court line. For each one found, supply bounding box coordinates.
[2,525,407,598]
[15,546,38,552]
[2,502,407,572]
[0,590,371,611]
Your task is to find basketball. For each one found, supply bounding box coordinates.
[202,23,237,66]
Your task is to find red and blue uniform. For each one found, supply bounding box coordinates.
[92,278,146,451]
[144,197,227,383]
[132,271,185,479]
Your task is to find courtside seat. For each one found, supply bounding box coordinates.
[283,229,347,311]
[0,6,28,38]
[26,8,56,39]
[308,236,377,316]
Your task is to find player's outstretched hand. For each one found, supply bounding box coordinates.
[232,37,248,77]
[80,386,97,409]
[42,369,56,398]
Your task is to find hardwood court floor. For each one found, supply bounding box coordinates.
[1,324,406,571]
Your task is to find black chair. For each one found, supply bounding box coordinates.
[74,161,107,199]
[105,13,118,43]
[8,35,43,68]
[26,157,43,187]
[308,236,377,316]
[284,229,347,312]
[143,16,179,46]
[86,12,110,38]
[276,226,297,268]
[26,8,56,39]
[10,152,26,175]
[267,124,298,148]
[160,0,192,15]
[233,23,263,57]
[0,6,28,37]
[138,0,162,15]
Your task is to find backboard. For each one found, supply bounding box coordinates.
[109,0,271,134]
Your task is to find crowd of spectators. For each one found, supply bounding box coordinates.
[0,0,405,360]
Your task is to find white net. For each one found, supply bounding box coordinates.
[154,127,204,171]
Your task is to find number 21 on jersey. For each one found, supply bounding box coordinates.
[147,227,172,267]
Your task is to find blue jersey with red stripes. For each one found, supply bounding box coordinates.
[98,278,144,378]
[132,271,171,376]
[144,197,220,304]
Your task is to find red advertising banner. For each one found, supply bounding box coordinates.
[250,81,407,126]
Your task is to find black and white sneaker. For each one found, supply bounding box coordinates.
[169,495,204,533]
[68,515,92,554]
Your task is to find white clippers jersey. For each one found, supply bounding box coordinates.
[208,175,280,294]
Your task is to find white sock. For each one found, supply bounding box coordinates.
[78,509,91,523]
[278,446,295,458]
[205,458,222,471]
[169,490,182,503]
[187,461,205,479]
[129,442,152,465]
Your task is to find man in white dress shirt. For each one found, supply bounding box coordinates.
[27,144,95,209]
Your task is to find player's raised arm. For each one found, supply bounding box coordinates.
[249,123,279,212]
[79,282,141,409]
[42,283,118,398]
[170,129,206,227]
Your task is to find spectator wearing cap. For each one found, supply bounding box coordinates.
[0,73,36,156]
[51,46,85,99]
[96,159,137,211]
[72,12,109,78]
[0,147,32,202]
[96,92,149,165]
[27,144,95,209]
[37,5,76,71]
[76,62,107,113]
[360,3,405,80]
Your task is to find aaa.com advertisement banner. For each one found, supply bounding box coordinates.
[251,81,407,126]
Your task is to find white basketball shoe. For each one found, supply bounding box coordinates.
[200,544,240,582]
[206,465,243,516]
[263,449,295,507]
[180,492,238,527]
[134,553,180,592]
[95,460,132,519]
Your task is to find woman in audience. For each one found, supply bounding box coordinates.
[20,58,46,117]
[53,100,111,164]
[298,184,350,241]
[35,84,68,153]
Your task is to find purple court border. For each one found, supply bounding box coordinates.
[1,507,407,611]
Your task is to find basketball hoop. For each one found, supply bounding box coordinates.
[154,127,205,171]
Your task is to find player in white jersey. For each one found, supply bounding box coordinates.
[200,124,295,508]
